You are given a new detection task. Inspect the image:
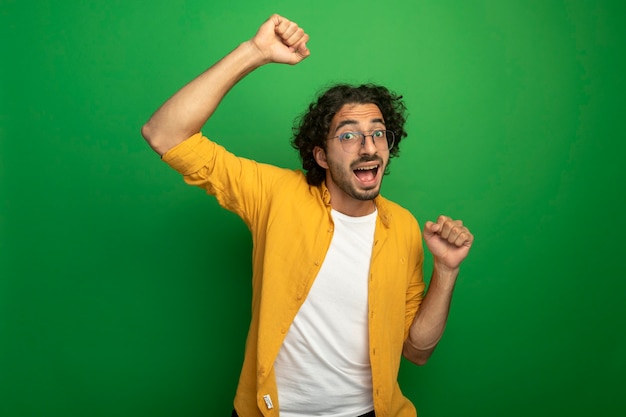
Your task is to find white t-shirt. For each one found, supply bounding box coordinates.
[274,208,377,417]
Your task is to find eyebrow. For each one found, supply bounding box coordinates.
[334,118,386,133]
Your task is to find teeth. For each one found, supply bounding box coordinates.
[355,165,378,171]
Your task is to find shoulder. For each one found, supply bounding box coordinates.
[255,164,323,201]
[256,162,307,184]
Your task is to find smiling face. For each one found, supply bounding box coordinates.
[313,103,390,216]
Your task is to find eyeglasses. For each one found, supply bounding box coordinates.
[328,130,395,154]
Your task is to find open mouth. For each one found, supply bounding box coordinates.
[354,164,379,185]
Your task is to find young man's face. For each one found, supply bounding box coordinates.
[313,103,390,214]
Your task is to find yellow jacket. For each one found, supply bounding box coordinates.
[163,133,425,417]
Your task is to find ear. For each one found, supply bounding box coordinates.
[313,146,329,169]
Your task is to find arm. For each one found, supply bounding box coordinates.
[141,14,310,156]
[403,215,474,365]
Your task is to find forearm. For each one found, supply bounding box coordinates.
[403,264,459,365]
[141,40,267,155]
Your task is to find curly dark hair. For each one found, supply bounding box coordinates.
[291,83,408,186]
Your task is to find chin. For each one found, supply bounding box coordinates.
[355,188,380,201]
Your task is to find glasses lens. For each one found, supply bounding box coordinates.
[372,130,393,151]
[337,131,395,153]
[338,132,360,153]
[385,130,395,151]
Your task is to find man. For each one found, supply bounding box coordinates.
[142,14,473,417]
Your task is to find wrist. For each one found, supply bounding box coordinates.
[431,262,459,289]
[239,40,271,67]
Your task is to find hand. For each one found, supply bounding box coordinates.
[423,215,474,271]
[251,14,310,65]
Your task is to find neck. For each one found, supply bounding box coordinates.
[330,199,376,217]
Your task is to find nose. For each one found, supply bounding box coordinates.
[359,134,378,154]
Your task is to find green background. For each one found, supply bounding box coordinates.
[2,0,625,416]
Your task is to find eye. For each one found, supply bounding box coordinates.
[340,132,358,141]
[373,130,385,138]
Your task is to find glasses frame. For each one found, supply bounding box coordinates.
[328,129,395,154]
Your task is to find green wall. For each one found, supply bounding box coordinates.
[2,1,625,416]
